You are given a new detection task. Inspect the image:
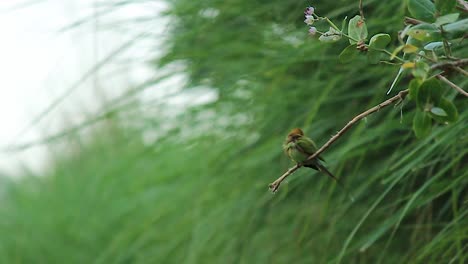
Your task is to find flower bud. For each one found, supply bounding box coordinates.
[304,6,315,15]
[304,15,314,25]
[308,26,317,35]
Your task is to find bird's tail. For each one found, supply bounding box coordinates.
[316,163,355,202]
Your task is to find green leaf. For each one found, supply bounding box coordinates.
[405,36,423,51]
[444,18,468,39]
[367,34,390,65]
[429,98,458,123]
[412,60,430,80]
[339,44,358,64]
[369,33,391,49]
[416,78,443,109]
[318,27,342,43]
[367,50,380,64]
[348,15,368,44]
[408,0,436,22]
[435,0,456,15]
[413,110,432,138]
[403,62,416,69]
[403,44,419,53]
[430,107,447,117]
[408,79,422,101]
[434,13,459,26]
[424,41,444,50]
[407,24,440,41]
[438,98,458,122]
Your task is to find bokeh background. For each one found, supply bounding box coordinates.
[0,0,466,263]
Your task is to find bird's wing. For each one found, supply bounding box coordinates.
[296,137,317,154]
[282,140,293,155]
[297,137,325,161]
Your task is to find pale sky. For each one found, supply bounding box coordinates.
[0,1,165,176]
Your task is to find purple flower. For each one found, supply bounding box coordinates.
[304,6,315,15]
[304,15,314,25]
[308,26,317,35]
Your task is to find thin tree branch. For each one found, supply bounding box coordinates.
[404,17,424,25]
[431,58,468,95]
[457,0,468,12]
[436,75,468,97]
[430,58,468,71]
[359,0,365,20]
[453,66,468,76]
[269,89,409,192]
[269,59,466,192]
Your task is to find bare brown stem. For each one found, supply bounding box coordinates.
[457,0,468,12]
[430,59,468,96]
[453,67,468,76]
[430,58,468,71]
[269,89,409,192]
[404,17,424,25]
[359,0,365,20]
[436,75,468,97]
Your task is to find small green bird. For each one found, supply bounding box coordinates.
[283,128,355,201]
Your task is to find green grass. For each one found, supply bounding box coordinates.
[0,0,467,263]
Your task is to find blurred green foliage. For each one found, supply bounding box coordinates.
[0,0,467,263]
